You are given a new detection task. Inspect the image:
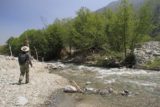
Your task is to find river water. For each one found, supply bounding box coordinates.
[48,63,160,107]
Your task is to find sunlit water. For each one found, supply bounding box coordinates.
[48,63,160,107]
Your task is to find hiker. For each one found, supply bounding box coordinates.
[18,46,32,85]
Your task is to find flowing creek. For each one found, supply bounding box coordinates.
[48,63,160,107]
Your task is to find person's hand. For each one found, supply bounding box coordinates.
[30,64,33,67]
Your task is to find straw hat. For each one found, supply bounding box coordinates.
[21,46,29,52]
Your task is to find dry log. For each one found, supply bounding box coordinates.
[71,80,84,93]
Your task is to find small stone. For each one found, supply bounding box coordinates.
[85,87,98,94]
[85,81,92,85]
[108,87,113,93]
[99,89,109,95]
[63,85,77,93]
[16,96,28,106]
[121,90,130,96]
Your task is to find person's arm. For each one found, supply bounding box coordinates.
[18,53,21,65]
[27,53,33,67]
[29,59,33,67]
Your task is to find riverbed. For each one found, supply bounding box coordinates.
[48,63,160,107]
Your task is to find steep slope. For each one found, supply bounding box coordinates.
[97,0,160,36]
[150,0,160,36]
[97,0,145,12]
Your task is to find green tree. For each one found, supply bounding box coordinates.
[26,30,48,61]
[0,45,8,55]
[7,37,21,56]
[149,0,160,37]
[73,7,106,51]
[132,2,153,48]
[116,0,135,58]
[60,18,75,55]
[45,21,64,60]
[104,9,122,51]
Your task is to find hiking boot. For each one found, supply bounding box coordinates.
[17,82,21,85]
[25,81,29,84]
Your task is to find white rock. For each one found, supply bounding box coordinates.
[63,85,77,93]
[16,96,28,106]
[86,81,92,85]
[85,87,97,94]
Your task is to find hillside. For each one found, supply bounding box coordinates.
[97,0,160,37]
[96,0,145,12]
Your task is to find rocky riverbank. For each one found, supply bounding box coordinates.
[134,41,160,65]
[0,55,68,107]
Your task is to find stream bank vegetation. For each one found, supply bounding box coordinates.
[144,58,160,70]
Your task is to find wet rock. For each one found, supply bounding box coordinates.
[108,87,114,93]
[102,57,122,68]
[85,87,98,94]
[124,53,136,68]
[70,56,85,64]
[99,89,109,95]
[98,88,114,95]
[85,81,92,85]
[63,85,77,93]
[47,62,65,70]
[16,96,28,106]
[120,90,130,96]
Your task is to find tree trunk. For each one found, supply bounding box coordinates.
[34,47,38,60]
[9,44,13,57]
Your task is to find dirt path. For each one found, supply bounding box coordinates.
[0,55,68,107]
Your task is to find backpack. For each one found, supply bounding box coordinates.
[18,53,29,65]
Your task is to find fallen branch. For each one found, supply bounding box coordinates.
[71,80,84,93]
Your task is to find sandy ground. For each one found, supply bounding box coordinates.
[0,55,68,107]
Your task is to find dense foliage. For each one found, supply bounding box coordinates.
[0,0,159,61]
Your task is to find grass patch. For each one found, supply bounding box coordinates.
[145,58,160,70]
